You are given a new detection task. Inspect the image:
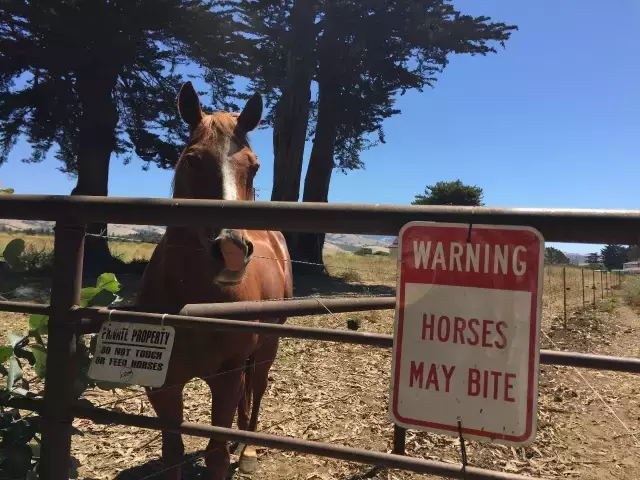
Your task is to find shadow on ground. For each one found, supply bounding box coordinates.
[113,453,241,479]
[113,455,386,480]
[0,262,395,306]
[293,270,394,298]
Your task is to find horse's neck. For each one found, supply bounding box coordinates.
[164,226,202,246]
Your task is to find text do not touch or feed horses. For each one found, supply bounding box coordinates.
[88,322,176,388]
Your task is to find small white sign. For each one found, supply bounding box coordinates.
[88,322,175,388]
[389,222,544,446]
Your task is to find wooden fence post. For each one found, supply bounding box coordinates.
[592,270,596,307]
[600,270,604,300]
[563,267,567,328]
[393,425,406,455]
[581,269,585,309]
[40,223,85,479]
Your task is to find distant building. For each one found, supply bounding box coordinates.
[622,261,640,274]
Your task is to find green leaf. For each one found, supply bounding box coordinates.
[0,411,17,428]
[30,345,47,379]
[3,418,36,445]
[8,332,26,348]
[10,387,30,397]
[79,287,100,308]
[86,289,117,308]
[9,333,34,365]
[0,188,15,194]
[8,356,23,391]
[95,273,121,293]
[29,314,48,335]
[2,238,25,269]
[2,444,33,477]
[30,442,41,459]
[0,345,13,364]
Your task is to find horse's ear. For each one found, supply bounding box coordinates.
[178,81,203,129]
[236,92,263,132]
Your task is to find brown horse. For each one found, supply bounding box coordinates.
[136,81,293,480]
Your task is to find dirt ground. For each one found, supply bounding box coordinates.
[1,254,638,479]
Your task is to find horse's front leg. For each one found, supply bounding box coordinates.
[146,383,186,480]
[205,366,246,480]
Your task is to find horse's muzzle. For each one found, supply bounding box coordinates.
[210,229,254,286]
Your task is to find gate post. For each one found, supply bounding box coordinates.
[40,223,85,480]
[393,425,406,455]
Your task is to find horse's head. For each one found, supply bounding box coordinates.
[172,81,263,286]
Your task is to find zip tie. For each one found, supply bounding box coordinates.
[161,313,167,330]
[108,309,116,326]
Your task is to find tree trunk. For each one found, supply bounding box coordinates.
[297,78,341,268]
[271,0,318,253]
[73,71,121,275]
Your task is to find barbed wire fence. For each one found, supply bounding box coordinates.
[0,219,638,478]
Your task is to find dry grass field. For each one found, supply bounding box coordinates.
[0,231,155,264]
[1,234,639,479]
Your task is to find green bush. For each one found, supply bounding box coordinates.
[0,273,123,478]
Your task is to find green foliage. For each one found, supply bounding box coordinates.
[544,247,569,265]
[354,247,374,256]
[585,252,601,264]
[2,239,25,271]
[0,273,122,478]
[600,244,628,271]
[1,236,53,274]
[412,180,484,206]
[244,0,518,174]
[0,0,248,173]
[627,245,640,262]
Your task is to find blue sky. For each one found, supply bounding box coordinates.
[1,0,638,255]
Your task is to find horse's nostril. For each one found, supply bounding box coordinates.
[210,238,224,261]
[245,239,254,258]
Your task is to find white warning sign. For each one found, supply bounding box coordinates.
[88,322,175,388]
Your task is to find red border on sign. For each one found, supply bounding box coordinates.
[390,222,543,443]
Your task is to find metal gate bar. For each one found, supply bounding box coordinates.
[8,397,541,480]
[74,308,640,374]
[1,194,640,242]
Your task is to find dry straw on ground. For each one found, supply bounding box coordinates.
[0,238,638,479]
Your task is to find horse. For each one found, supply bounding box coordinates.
[136,81,293,480]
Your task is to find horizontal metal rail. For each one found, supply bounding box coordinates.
[0,300,49,315]
[1,194,640,243]
[2,301,638,373]
[76,308,393,346]
[7,397,538,480]
[113,296,396,319]
[77,308,640,374]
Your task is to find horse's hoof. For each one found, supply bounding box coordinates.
[238,448,258,475]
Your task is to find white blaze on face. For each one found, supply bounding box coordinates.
[221,138,241,201]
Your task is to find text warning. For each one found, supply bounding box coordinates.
[88,322,176,388]
[389,222,544,446]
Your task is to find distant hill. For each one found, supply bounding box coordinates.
[0,220,164,237]
[0,220,389,252]
[1,220,591,261]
